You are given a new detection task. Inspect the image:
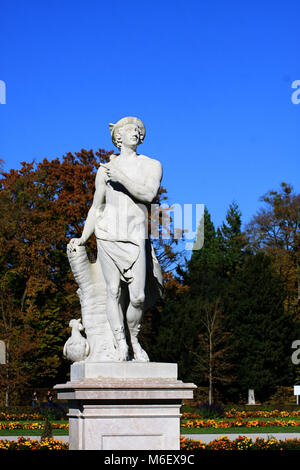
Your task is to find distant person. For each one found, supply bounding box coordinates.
[46,390,53,404]
[31,391,38,408]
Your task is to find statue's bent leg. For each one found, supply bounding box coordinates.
[127,248,149,362]
[98,244,128,361]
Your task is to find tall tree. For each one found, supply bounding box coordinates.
[0,151,106,395]
[0,149,178,398]
[192,298,233,404]
[223,252,295,402]
[185,207,224,299]
[151,207,232,386]
[246,183,300,317]
[217,201,247,277]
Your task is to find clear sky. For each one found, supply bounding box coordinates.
[1,0,299,231]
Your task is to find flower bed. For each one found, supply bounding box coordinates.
[224,409,300,419]
[180,435,300,451]
[2,435,299,451]
[2,415,300,432]
[181,418,300,429]
[0,412,43,422]
[0,422,69,430]
[0,436,68,450]
[182,409,300,420]
[3,408,300,422]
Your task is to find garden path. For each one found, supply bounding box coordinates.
[1,433,300,444]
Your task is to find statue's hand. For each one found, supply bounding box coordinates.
[68,237,85,253]
[101,162,123,184]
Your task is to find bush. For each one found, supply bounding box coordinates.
[39,403,67,420]
[223,403,300,412]
[197,402,224,418]
[41,417,53,440]
[0,406,36,415]
[265,386,295,406]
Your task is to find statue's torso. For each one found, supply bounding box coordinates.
[95,155,149,243]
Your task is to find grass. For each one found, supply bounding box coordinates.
[0,420,68,436]
[0,428,68,436]
[180,416,300,434]
[1,417,300,437]
[3,427,300,436]
[181,426,300,434]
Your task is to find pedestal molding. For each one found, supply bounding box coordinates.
[55,363,196,450]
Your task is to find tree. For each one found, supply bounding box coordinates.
[192,298,233,404]
[217,201,247,277]
[177,202,295,403]
[0,151,113,394]
[40,415,53,440]
[223,252,295,401]
[246,183,300,317]
[145,282,200,383]
[0,149,179,398]
[150,207,233,386]
[185,207,224,300]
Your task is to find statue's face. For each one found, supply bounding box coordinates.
[120,123,140,148]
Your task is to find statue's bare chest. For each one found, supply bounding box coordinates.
[112,157,146,181]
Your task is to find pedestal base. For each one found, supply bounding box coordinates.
[55,362,196,450]
[70,361,178,380]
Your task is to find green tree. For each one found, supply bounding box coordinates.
[217,201,247,277]
[150,207,232,386]
[246,183,300,317]
[185,207,224,300]
[223,252,295,402]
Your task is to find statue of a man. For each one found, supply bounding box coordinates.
[70,117,162,362]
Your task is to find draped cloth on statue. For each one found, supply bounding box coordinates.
[95,171,163,310]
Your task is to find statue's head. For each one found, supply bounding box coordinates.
[109,116,145,150]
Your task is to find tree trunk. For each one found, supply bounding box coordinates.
[67,244,116,361]
[208,332,213,405]
[5,340,9,407]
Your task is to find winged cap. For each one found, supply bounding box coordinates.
[109,116,145,149]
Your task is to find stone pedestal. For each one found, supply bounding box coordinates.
[54,362,196,450]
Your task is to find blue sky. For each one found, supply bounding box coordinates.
[1,0,299,232]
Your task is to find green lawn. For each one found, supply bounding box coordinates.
[180,416,300,434]
[0,428,68,436]
[181,426,300,434]
[0,420,68,436]
[2,427,300,436]
[1,418,300,437]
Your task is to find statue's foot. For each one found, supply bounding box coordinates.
[114,327,129,361]
[132,342,149,362]
[129,324,149,362]
[115,339,129,361]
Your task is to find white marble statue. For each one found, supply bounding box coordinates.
[67,117,163,362]
[248,389,256,405]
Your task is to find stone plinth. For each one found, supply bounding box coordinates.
[54,362,196,450]
[70,361,178,381]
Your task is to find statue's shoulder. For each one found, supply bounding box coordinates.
[96,154,118,175]
[139,154,162,169]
